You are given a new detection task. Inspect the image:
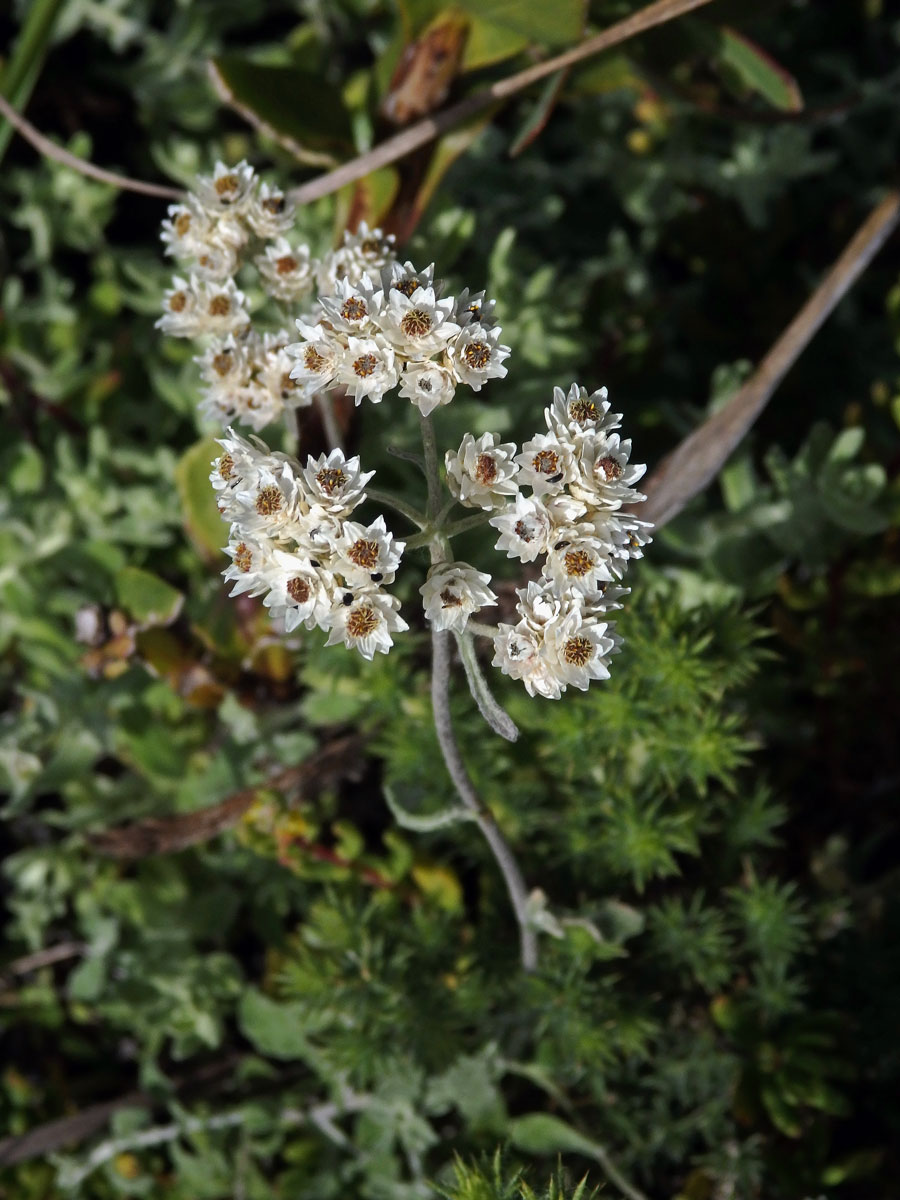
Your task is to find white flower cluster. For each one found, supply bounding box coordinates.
[212,429,408,659]
[443,383,651,698]
[157,161,403,432]
[287,262,510,415]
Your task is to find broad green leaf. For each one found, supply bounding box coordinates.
[238,988,313,1060]
[509,1112,599,1158]
[115,566,184,627]
[689,21,803,112]
[175,437,226,563]
[209,56,354,167]
[462,16,528,70]
[454,0,584,47]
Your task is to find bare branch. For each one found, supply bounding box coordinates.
[0,91,183,199]
[638,190,900,530]
[206,61,339,169]
[288,0,717,207]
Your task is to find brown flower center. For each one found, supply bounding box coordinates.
[440,588,463,607]
[474,454,498,485]
[564,636,593,667]
[174,212,192,236]
[275,254,298,275]
[287,577,311,604]
[353,353,378,378]
[169,291,188,312]
[262,195,285,214]
[256,486,282,516]
[570,398,599,424]
[514,519,533,542]
[462,341,490,370]
[218,454,234,481]
[348,538,379,570]
[340,297,367,322]
[564,549,593,578]
[316,467,346,495]
[304,346,327,372]
[360,237,384,256]
[280,373,297,394]
[347,606,379,637]
[532,449,560,475]
[214,173,240,196]
[597,455,623,481]
[212,352,232,377]
[234,542,252,572]
[393,278,419,298]
[208,295,231,317]
[400,309,433,338]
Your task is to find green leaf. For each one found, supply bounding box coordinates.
[508,1113,598,1158]
[115,566,184,627]
[454,0,583,48]
[209,56,354,167]
[175,437,227,563]
[509,68,567,157]
[690,21,803,112]
[384,784,475,831]
[237,988,313,1061]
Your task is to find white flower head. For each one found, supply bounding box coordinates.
[420,561,497,633]
[160,198,215,260]
[232,459,307,541]
[453,288,497,329]
[542,604,618,692]
[157,275,249,338]
[445,432,520,511]
[399,361,457,417]
[569,431,647,509]
[247,182,295,238]
[319,275,382,335]
[543,524,614,596]
[255,238,315,302]
[262,549,334,632]
[333,515,404,587]
[319,223,396,291]
[514,432,576,497]
[194,160,257,216]
[334,335,399,405]
[326,589,408,659]
[255,332,312,412]
[545,383,621,443]
[378,286,460,357]
[446,323,510,391]
[489,493,554,562]
[287,321,341,394]
[197,335,249,392]
[514,578,563,635]
[293,504,344,563]
[222,531,277,597]
[300,449,374,515]
[380,259,436,300]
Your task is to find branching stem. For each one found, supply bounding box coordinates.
[365,487,427,529]
[430,628,538,971]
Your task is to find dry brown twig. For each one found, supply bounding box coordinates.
[637,190,900,530]
[1,0,714,207]
[0,91,182,199]
[287,0,716,205]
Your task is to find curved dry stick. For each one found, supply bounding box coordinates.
[288,0,716,207]
[0,91,183,199]
[638,190,900,530]
[431,628,538,971]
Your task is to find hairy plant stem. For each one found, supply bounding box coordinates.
[417,413,534,965]
[364,487,427,529]
[315,392,344,453]
[431,628,538,971]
